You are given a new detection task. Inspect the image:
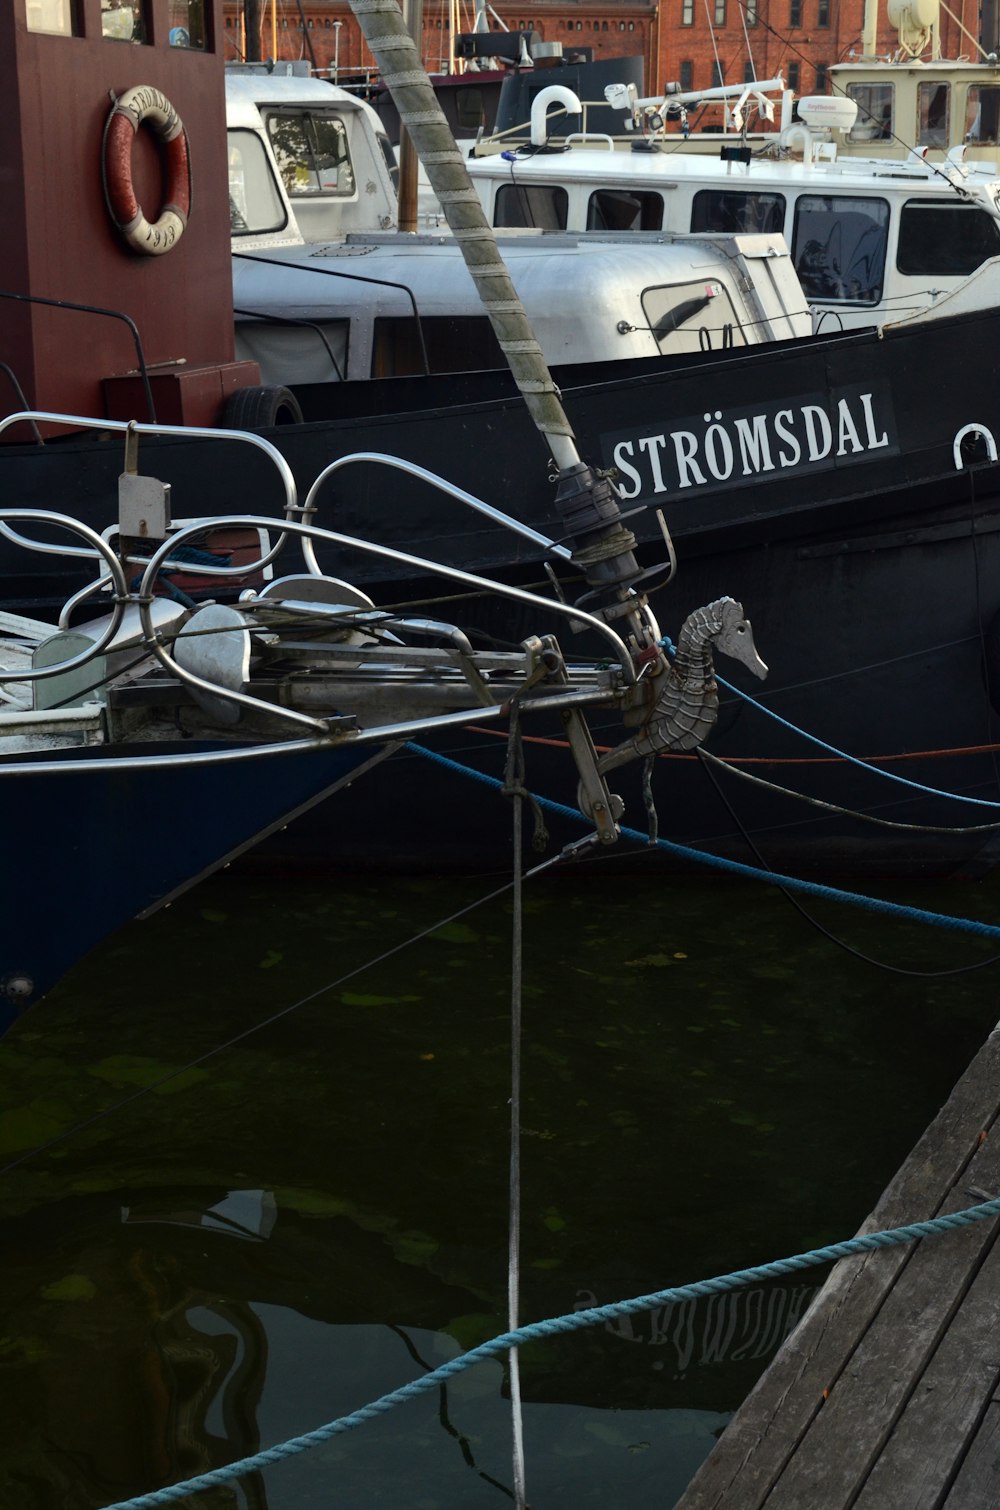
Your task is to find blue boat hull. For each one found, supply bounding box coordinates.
[0,739,390,1033]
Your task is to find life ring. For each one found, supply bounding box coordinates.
[102,85,191,256]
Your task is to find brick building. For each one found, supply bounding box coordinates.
[223,0,974,106]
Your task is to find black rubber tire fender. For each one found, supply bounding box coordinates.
[219,385,304,429]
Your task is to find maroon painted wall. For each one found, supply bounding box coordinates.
[2,0,234,422]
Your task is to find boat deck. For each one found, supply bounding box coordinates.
[673,1021,1000,1509]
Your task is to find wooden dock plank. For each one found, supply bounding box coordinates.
[764,1141,1000,1508]
[672,1022,1000,1510]
[945,1400,1000,1507]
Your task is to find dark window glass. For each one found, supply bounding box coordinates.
[897,200,1000,275]
[787,62,800,92]
[373,317,504,376]
[494,183,568,229]
[455,87,486,132]
[587,189,664,231]
[680,59,694,88]
[818,0,829,23]
[712,60,724,86]
[918,80,949,146]
[792,195,889,301]
[815,63,828,91]
[847,83,893,141]
[966,85,1000,143]
[789,0,801,24]
[691,189,785,234]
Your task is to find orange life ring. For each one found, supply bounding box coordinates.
[102,85,191,256]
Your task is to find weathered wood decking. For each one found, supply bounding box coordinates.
[674,1021,1000,1509]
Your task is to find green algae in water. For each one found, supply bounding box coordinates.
[1,870,999,1509]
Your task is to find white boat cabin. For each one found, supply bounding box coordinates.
[225,65,399,249]
[466,110,1000,331]
[231,231,812,385]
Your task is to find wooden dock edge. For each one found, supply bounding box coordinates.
[673,1019,1000,1510]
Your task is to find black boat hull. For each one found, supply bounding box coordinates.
[5,312,1000,880]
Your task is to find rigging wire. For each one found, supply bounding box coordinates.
[0,842,579,1182]
[502,712,528,1510]
[694,749,1000,976]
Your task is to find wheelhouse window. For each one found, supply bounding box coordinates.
[641,280,747,354]
[373,317,505,376]
[846,83,893,142]
[691,189,786,235]
[266,111,356,198]
[587,189,664,231]
[227,130,288,235]
[494,183,568,229]
[168,0,207,48]
[454,86,487,132]
[27,0,79,33]
[791,195,889,301]
[918,81,949,147]
[965,85,1000,144]
[897,200,1000,275]
[101,1,147,40]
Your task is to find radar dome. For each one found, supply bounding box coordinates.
[796,96,859,131]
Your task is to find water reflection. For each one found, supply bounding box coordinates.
[1,869,998,1507]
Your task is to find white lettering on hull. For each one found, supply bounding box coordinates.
[607,389,895,503]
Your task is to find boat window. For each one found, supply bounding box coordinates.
[26,0,79,33]
[372,317,505,376]
[494,183,568,229]
[454,86,487,132]
[101,1,147,41]
[587,190,664,232]
[235,320,350,386]
[377,132,399,192]
[690,189,785,235]
[266,110,356,198]
[897,199,1000,275]
[846,83,893,143]
[791,195,889,301]
[641,280,748,354]
[965,85,1000,145]
[168,0,206,48]
[917,81,949,148]
[227,130,289,236]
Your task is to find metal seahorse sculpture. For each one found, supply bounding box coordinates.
[600,597,767,774]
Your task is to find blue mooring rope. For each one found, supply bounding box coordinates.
[409,744,1000,943]
[101,1189,1000,1509]
[95,735,1000,1509]
[656,635,1000,813]
[713,667,1000,810]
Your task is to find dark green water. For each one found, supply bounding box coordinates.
[1,865,999,1509]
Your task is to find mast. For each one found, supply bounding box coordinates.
[349,0,662,651]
